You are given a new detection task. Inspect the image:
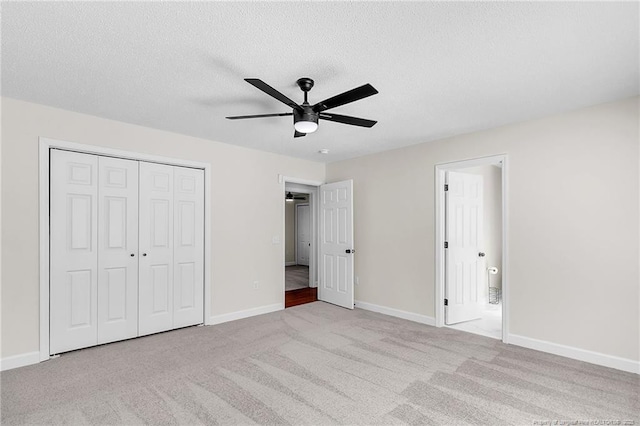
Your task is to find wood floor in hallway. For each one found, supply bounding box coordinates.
[285,287,317,308]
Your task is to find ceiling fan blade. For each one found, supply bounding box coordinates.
[245,79,302,110]
[226,112,293,120]
[313,83,378,112]
[319,112,377,128]
[294,130,306,138]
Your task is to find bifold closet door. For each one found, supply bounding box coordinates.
[51,151,140,354]
[138,162,175,336]
[173,167,205,328]
[97,156,139,344]
[51,153,204,352]
[138,163,205,334]
[50,150,99,354]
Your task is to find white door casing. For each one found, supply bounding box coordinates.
[97,156,139,344]
[296,204,310,266]
[50,150,99,354]
[138,162,175,335]
[445,171,484,325]
[319,180,354,309]
[173,167,205,328]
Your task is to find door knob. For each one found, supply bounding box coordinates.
[142,253,147,257]
[130,253,135,257]
[346,249,355,254]
[478,252,486,257]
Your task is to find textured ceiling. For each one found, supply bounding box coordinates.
[2,2,638,162]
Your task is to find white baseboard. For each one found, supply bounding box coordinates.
[208,303,284,325]
[0,351,40,371]
[284,261,296,266]
[508,333,639,375]
[355,300,436,326]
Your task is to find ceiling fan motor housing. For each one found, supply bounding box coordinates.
[293,106,319,127]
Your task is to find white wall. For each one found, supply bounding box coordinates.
[327,97,639,362]
[2,95,638,369]
[0,97,325,358]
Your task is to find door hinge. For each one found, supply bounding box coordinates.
[444,241,448,249]
[444,184,449,191]
[444,299,448,306]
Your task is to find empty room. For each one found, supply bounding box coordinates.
[1,1,638,425]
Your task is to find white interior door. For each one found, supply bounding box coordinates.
[319,180,354,309]
[296,204,310,266]
[445,171,484,325]
[138,162,174,336]
[173,166,205,328]
[97,156,139,344]
[50,150,99,354]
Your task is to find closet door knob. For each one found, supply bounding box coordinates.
[142,253,147,257]
[130,253,135,257]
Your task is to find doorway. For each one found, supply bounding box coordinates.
[280,175,356,310]
[284,183,318,307]
[435,155,508,342]
[285,193,310,291]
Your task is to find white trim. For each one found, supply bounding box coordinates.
[39,137,213,361]
[0,351,41,371]
[203,164,213,325]
[39,142,51,361]
[209,303,283,325]
[42,138,209,168]
[284,261,297,267]
[434,154,509,343]
[355,300,436,326]
[508,334,640,375]
[278,174,324,186]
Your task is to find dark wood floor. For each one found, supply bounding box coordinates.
[285,287,317,308]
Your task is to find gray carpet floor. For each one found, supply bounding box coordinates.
[1,302,638,425]
[285,265,309,291]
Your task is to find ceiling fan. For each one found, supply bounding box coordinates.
[285,192,307,202]
[226,78,378,138]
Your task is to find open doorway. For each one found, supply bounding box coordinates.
[435,155,507,341]
[283,183,318,307]
[285,192,310,290]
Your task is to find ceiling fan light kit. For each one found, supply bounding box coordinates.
[293,108,319,134]
[226,77,378,138]
[285,191,306,202]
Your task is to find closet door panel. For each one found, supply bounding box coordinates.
[50,150,99,354]
[139,162,174,336]
[173,167,205,327]
[97,156,139,344]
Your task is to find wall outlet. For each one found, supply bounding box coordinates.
[272,236,281,244]
[355,276,360,286]
[253,281,260,290]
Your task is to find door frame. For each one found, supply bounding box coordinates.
[295,202,310,267]
[434,154,509,343]
[39,137,212,362]
[279,175,322,297]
